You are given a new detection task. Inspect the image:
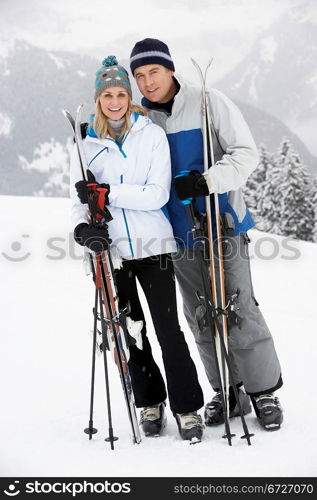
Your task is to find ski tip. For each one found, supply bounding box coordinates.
[190,57,199,68]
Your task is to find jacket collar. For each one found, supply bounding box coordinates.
[85,112,150,146]
[141,74,186,118]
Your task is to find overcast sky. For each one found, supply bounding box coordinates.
[0,0,313,79]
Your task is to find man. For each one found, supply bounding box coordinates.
[129,38,283,432]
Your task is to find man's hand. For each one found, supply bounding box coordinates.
[174,170,209,200]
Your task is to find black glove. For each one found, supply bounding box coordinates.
[75,169,110,205]
[74,223,111,252]
[174,170,209,200]
[73,122,88,142]
[81,122,88,139]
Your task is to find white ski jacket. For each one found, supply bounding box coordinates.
[70,113,177,259]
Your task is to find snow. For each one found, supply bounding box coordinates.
[0,111,12,136]
[48,52,65,70]
[1,195,317,477]
[260,36,278,64]
[232,63,260,103]
[248,66,260,104]
[0,38,14,76]
[0,38,15,60]
[306,70,317,108]
[19,140,70,174]
[18,140,72,196]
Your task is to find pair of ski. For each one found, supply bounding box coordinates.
[63,107,141,447]
[188,59,254,446]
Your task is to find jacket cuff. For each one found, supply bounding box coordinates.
[203,171,213,193]
[108,185,119,205]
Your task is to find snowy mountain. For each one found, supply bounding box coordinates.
[0,36,316,198]
[1,195,317,476]
[216,5,317,158]
[0,39,98,196]
[236,100,316,176]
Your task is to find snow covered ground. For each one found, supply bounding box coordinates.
[0,195,316,477]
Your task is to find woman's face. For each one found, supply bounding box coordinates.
[99,87,129,120]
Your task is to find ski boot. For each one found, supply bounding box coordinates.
[175,412,204,443]
[140,402,166,436]
[251,393,283,431]
[204,387,252,426]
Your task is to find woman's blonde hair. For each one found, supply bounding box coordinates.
[93,96,147,139]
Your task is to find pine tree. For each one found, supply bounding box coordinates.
[255,144,283,234]
[243,144,271,216]
[277,143,315,242]
[246,138,316,242]
[313,178,317,242]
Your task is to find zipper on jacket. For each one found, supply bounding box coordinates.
[104,137,127,158]
[120,174,134,258]
[113,113,139,157]
[115,139,127,158]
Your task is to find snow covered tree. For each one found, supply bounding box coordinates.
[313,178,317,242]
[250,138,315,242]
[243,144,271,216]
[255,144,283,234]
[276,141,315,242]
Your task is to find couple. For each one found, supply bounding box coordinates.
[70,38,283,442]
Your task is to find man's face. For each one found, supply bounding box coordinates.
[134,64,175,103]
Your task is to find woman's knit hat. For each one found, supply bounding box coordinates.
[94,55,132,101]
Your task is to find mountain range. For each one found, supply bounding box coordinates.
[216,7,317,157]
[0,14,316,197]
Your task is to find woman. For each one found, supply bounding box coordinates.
[70,55,204,441]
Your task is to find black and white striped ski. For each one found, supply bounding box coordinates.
[189,60,254,445]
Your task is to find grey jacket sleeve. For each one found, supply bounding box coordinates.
[203,88,259,194]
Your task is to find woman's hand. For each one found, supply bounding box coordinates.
[75,169,110,205]
[73,223,112,252]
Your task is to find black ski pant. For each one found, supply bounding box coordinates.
[115,254,204,415]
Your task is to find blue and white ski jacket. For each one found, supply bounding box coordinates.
[70,113,177,259]
[142,75,258,246]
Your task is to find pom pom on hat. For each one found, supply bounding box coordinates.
[102,55,118,67]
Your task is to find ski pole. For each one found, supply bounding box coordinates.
[83,267,98,440]
[95,255,118,449]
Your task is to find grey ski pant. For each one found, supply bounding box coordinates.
[172,233,283,396]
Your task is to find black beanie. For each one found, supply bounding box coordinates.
[130,38,175,75]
